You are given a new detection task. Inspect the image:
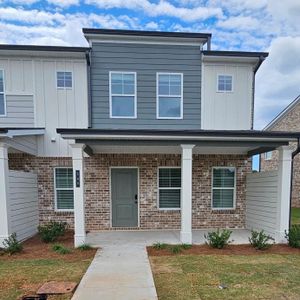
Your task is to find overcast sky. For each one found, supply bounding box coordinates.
[0,0,299,128]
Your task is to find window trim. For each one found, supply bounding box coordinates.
[109,71,137,119]
[0,69,7,117]
[264,151,273,160]
[56,71,73,90]
[157,166,181,211]
[211,166,236,210]
[156,72,183,120]
[216,74,233,93]
[54,167,74,212]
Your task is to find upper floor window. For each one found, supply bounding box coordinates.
[110,71,137,118]
[217,75,233,92]
[57,71,72,89]
[0,70,6,116]
[157,73,183,119]
[212,167,236,210]
[264,151,272,160]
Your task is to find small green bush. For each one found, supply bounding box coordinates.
[153,242,168,250]
[285,225,300,248]
[169,245,182,254]
[77,244,92,251]
[249,230,274,250]
[3,233,23,255]
[38,221,67,243]
[52,244,71,255]
[181,243,192,250]
[205,229,232,249]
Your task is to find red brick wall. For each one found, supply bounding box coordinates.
[9,153,251,230]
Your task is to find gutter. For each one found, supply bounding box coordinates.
[85,50,92,128]
[289,138,300,227]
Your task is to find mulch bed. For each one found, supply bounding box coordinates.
[147,244,300,256]
[0,231,97,261]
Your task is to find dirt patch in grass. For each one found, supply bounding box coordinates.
[147,244,300,256]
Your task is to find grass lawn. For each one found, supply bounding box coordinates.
[150,248,300,300]
[291,207,300,225]
[0,232,97,300]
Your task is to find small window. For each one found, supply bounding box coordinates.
[212,167,236,209]
[54,168,74,210]
[217,75,233,92]
[157,73,183,119]
[158,168,181,209]
[57,71,72,88]
[110,71,136,118]
[0,70,6,116]
[264,151,272,160]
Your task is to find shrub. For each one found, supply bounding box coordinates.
[77,244,92,251]
[153,242,168,250]
[38,221,67,243]
[205,229,232,249]
[3,233,23,255]
[52,244,71,255]
[285,225,300,248]
[181,243,192,250]
[249,230,274,250]
[169,245,182,254]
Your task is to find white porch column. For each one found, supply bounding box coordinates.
[275,145,293,243]
[71,144,86,247]
[180,144,195,244]
[0,143,10,246]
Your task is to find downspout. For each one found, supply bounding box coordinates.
[289,137,300,227]
[85,49,92,128]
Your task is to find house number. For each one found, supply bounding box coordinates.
[76,170,80,187]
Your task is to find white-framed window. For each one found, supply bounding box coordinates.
[54,168,74,211]
[109,71,137,118]
[158,167,181,209]
[0,70,6,116]
[56,71,72,89]
[157,73,183,119]
[264,151,273,160]
[212,167,236,209]
[217,74,233,92]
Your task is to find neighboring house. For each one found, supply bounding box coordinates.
[0,29,298,247]
[261,95,300,207]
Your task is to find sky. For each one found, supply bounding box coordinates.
[0,0,300,129]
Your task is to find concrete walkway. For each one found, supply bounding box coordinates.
[72,229,250,300]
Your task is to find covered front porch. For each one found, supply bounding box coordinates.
[57,128,298,247]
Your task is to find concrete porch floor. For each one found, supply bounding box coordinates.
[86,229,251,247]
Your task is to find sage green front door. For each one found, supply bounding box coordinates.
[111,168,138,227]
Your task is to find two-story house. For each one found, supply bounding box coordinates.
[0,29,298,247]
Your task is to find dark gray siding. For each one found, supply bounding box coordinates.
[91,42,202,129]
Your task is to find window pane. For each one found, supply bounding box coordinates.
[57,72,64,81]
[170,74,181,85]
[111,84,123,94]
[0,70,3,93]
[169,84,181,95]
[159,74,169,85]
[159,97,181,118]
[65,79,72,88]
[123,84,134,94]
[0,94,4,115]
[57,80,65,88]
[213,168,235,188]
[123,74,134,85]
[55,168,73,189]
[56,190,74,209]
[111,73,122,84]
[112,96,135,117]
[212,189,234,208]
[158,84,169,95]
[159,189,181,208]
[159,168,181,188]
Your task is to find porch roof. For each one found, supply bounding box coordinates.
[57,128,300,156]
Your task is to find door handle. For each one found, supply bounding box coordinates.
[135,194,138,200]
[134,194,138,204]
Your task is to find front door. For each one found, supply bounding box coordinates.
[111,168,138,227]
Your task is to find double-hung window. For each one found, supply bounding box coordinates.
[212,167,236,209]
[157,73,183,119]
[57,71,72,88]
[217,75,233,92]
[0,70,6,116]
[158,167,181,209]
[264,151,272,160]
[110,71,136,118]
[54,168,74,211]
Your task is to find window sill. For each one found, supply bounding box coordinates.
[55,209,74,213]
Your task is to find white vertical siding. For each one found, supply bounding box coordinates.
[246,171,278,237]
[202,62,253,130]
[8,171,38,241]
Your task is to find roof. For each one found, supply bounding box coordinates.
[0,128,45,137]
[202,50,269,58]
[82,28,211,40]
[264,95,300,131]
[0,45,90,52]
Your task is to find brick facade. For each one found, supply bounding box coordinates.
[261,101,300,207]
[9,153,251,231]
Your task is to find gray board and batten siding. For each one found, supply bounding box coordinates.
[90,42,202,130]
